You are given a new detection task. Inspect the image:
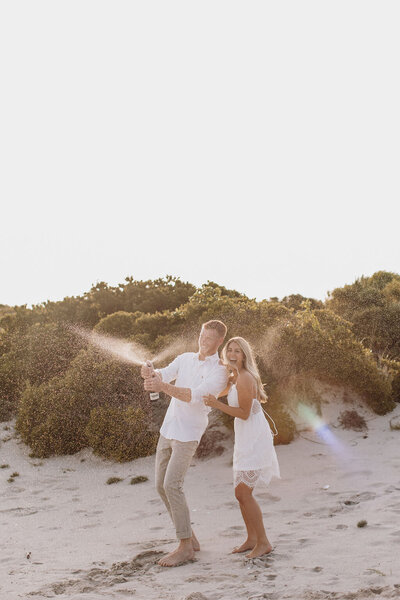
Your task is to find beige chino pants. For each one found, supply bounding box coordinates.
[155,435,198,540]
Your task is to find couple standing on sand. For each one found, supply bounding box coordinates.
[141,320,280,567]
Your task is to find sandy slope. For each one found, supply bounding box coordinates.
[1,397,400,600]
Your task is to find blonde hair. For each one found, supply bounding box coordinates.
[222,337,267,403]
[203,320,227,340]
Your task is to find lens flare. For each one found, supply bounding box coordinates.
[297,403,347,459]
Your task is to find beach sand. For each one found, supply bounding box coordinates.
[1,393,400,600]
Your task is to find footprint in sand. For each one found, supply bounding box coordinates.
[139,539,175,550]
[257,492,281,502]
[339,470,373,479]
[30,550,165,597]
[0,507,38,517]
[297,538,312,546]
[223,501,237,508]
[220,525,245,537]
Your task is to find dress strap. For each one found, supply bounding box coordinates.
[261,406,279,437]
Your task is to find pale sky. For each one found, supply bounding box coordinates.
[1,1,399,308]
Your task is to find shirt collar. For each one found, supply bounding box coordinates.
[195,351,219,363]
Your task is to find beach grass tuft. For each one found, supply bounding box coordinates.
[106,476,123,485]
[357,519,368,528]
[339,410,367,432]
[130,475,148,485]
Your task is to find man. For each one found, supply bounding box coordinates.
[141,320,228,567]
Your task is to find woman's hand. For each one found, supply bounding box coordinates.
[227,365,239,384]
[203,394,219,409]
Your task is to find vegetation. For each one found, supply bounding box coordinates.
[0,272,398,460]
[357,520,368,528]
[130,476,148,484]
[106,477,123,485]
[338,410,368,432]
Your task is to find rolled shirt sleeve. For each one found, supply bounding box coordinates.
[190,364,228,404]
[158,355,181,384]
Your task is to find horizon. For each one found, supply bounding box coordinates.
[2,268,399,310]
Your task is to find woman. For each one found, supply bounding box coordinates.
[203,337,280,558]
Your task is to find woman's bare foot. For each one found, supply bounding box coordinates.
[231,539,257,554]
[246,542,273,559]
[158,540,195,567]
[191,531,200,552]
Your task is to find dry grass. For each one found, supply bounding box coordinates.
[357,519,368,528]
[338,410,368,432]
[130,476,148,485]
[106,477,123,485]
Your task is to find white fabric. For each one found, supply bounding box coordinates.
[159,352,228,443]
[228,384,281,489]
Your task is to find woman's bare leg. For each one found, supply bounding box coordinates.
[232,498,257,553]
[234,483,273,558]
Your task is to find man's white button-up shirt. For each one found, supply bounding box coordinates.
[158,352,228,443]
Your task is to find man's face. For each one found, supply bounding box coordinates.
[198,327,223,356]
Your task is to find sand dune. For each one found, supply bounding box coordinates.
[1,396,400,600]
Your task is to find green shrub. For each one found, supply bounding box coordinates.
[16,349,148,458]
[94,311,140,338]
[16,378,87,457]
[0,323,85,421]
[260,307,394,415]
[106,477,123,485]
[86,406,157,462]
[380,358,400,403]
[130,475,148,484]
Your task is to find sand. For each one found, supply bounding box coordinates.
[1,394,400,600]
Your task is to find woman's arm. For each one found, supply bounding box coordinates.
[204,371,254,420]
[217,367,238,398]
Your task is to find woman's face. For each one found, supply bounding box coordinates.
[226,341,244,370]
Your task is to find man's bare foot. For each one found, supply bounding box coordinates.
[191,531,200,552]
[246,542,273,559]
[231,539,257,554]
[158,541,195,567]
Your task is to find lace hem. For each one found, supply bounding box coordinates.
[234,469,263,489]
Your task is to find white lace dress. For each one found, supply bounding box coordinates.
[227,384,280,489]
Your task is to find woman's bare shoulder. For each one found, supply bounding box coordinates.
[237,370,255,388]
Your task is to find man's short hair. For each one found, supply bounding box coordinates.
[202,320,227,340]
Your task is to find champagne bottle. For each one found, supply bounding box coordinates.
[146,360,159,401]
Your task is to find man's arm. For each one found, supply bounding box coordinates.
[141,355,181,383]
[190,365,228,404]
[144,363,228,404]
[144,372,192,402]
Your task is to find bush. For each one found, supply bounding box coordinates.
[16,378,87,457]
[260,307,395,415]
[94,311,140,338]
[338,410,368,431]
[0,323,86,422]
[380,358,400,403]
[86,406,157,462]
[16,348,149,457]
